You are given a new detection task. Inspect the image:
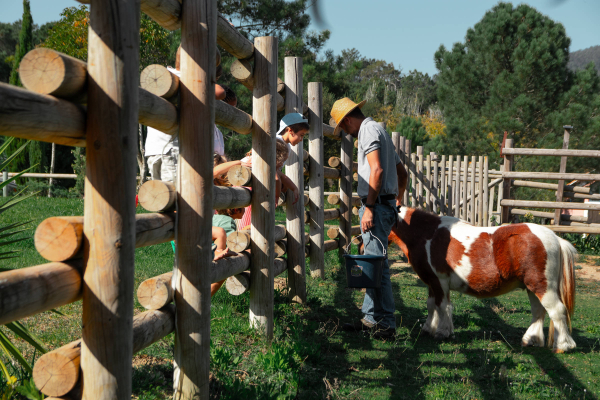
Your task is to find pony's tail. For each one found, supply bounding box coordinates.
[548,237,577,347]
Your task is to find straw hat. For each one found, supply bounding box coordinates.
[330,97,366,136]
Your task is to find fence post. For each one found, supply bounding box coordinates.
[2,170,7,197]
[501,139,514,224]
[308,82,324,279]
[483,156,489,227]
[405,139,412,206]
[339,130,353,258]
[248,37,278,337]
[554,126,572,225]
[478,155,484,226]
[172,0,217,397]
[447,155,453,215]
[470,156,476,224]
[417,146,423,208]
[439,155,446,215]
[285,57,306,303]
[454,156,460,218]
[81,1,140,398]
[462,156,468,220]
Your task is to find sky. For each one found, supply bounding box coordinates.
[1,0,599,76]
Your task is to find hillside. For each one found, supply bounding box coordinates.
[568,45,600,73]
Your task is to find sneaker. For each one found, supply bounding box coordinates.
[371,326,396,339]
[342,318,375,332]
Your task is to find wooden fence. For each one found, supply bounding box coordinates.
[0,0,347,397]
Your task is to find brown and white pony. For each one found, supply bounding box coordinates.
[389,207,577,353]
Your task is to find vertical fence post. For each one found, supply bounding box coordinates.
[249,36,278,337]
[410,153,417,208]
[339,129,353,258]
[454,156,461,218]
[2,170,7,197]
[439,155,446,215]
[173,0,217,397]
[417,146,423,208]
[433,153,439,214]
[285,57,306,303]
[308,82,324,279]
[483,156,489,227]
[425,154,432,212]
[488,183,496,226]
[81,1,140,398]
[405,139,412,206]
[470,156,476,224]
[447,155,453,215]
[554,126,571,225]
[461,156,468,220]
[477,156,484,226]
[501,139,514,224]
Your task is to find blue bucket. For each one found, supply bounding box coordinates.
[343,234,386,289]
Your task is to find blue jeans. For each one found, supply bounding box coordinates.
[358,199,397,329]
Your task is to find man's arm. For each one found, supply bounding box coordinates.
[361,149,383,232]
[396,162,408,206]
[278,171,299,204]
[365,149,383,205]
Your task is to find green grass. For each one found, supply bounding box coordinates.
[1,196,599,399]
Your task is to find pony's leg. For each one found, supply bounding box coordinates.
[422,287,439,336]
[521,290,545,347]
[541,291,576,352]
[433,279,453,340]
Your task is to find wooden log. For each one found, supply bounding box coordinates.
[0,260,82,325]
[323,208,340,221]
[559,191,600,200]
[225,258,287,296]
[323,122,340,140]
[488,182,496,226]
[229,57,286,110]
[7,172,77,179]
[215,98,253,134]
[501,200,600,210]
[33,305,175,397]
[439,155,446,214]
[138,180,251,212]
[477,156,484,226]
[409,153,417,207]
[501,148,600,158]
[339,127,354,259]
[140,64,179,99]
[425,154,432,212]
[172,0,216,397]
[137,272,174,311]
[328,157,358,171]
[305,238,338,257]
[545,226,600,234]
[303,164,340,179]
[510,208,588,223]
[327,193,361,207]
[555,127,571,226]
[138,86,179,136]
[352,206,360,216]
[403,138,411,206]
[247,36,278,336]
[227,225,286,253]
[483,156,489,226]
[417,147,424,208]
[327,225,361,240]
[217,13,254,59]
[227,165,252,186]
[274,240,287,257]
[470,156,476,224]
[308,82,325,278]
[502,171,600,181]
[462,156,469,220]
[453,156,460,218]
[284,56,306,304]
[81,1,139,397]
[19,48,87,99]
[512,180,591,194]
[34,213,174,262]
[0,83,86,147]
[501,140,514,224]
[138,180,177,212]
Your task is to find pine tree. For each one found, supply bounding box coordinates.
[8,0,40,176]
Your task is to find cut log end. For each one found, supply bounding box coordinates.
[138,180,177,212]
[136,274,173,310]
[227,165,252,187]
[34,217,83,262]
[226,231,251,253]
[140,64,179,99]
[33,342,81,397]
[225,272,250,296]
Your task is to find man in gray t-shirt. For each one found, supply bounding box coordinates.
[331,97,408,338]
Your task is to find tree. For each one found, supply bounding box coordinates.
[7,1,44,177]
[433,2,578,168]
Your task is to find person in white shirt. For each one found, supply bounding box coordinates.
[145,47,236,182]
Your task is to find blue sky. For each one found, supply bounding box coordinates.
[1,0,598,76]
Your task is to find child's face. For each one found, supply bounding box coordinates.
[288,128,308,146]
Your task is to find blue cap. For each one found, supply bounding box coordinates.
[276,113,308,136]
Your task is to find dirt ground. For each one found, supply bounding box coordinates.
[575,255,600,282]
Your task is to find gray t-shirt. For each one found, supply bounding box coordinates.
[356,117,401,198]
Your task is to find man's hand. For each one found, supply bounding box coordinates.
[361,207,375,232]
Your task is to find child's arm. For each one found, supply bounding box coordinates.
[277,171,299,204]
[213,160,241,178]
[212,226,236,260]
[215,84,226,100]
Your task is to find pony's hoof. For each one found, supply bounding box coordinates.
[521,337,544,347]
